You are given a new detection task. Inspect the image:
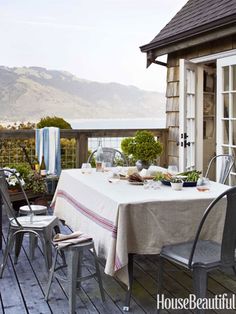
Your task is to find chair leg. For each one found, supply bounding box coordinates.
[14,232,24,264]
[40,229,53,270]
[193,267,208,314]
[157,256,164,314]
[0,231,14,278]
[76,249,83,290]
[29,233,38,260]
[68,248,79,314]
[123,254,134,312]
[92,244,105,302]
[45,250,59,301]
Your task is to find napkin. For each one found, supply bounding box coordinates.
[53,231,92,248]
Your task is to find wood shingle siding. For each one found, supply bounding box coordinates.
[164,34,236,164]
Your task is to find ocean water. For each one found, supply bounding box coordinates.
[68,118,166,151]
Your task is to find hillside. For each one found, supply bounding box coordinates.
[0,66,165,122]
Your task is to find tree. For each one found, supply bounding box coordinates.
[37,116,72,129]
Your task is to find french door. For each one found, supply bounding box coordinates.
[217,55,236,185]
[179,59,203,172]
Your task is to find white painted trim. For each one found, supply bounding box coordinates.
[216,60,223,180]
[190,49,236,64]
[216,55,236,184]
[179,59,203,172]
[196,66,203,171]
[179,59,185,172]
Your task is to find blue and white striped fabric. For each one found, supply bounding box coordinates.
[35,127,61,175]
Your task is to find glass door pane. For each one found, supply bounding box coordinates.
[217,56,236,185]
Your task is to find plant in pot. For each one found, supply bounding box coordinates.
[5,163,47,194]
[170,177,183,191]
[25,171,47,194]
[121,130,163,170]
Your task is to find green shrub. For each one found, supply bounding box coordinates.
[121,130,163,163]
[37,116,72,129]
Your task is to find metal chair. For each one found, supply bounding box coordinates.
[19,204,48,260]
[205,154,234,184]
[88,147,128,167]
[45,237,105,314]
[0,169,60,277]
[157,186,236,314]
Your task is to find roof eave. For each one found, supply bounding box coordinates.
[140,15,236,54]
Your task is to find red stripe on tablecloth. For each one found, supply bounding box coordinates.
[53,190,117,237]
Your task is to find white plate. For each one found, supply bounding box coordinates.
[128,181,144,185]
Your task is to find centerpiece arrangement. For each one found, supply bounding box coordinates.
[121,130,163,170]
[154,170,201,187]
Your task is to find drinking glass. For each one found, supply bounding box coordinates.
[196,177,210,192]
[167,165,178,175]
[81,163,92,174]
[108,172,120,183]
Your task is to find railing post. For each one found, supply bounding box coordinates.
[76,132,88,168]
[160,129,168,167]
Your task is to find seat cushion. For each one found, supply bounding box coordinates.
[160,240,221,268]
[11,215,58,228]
[19,205,47,215]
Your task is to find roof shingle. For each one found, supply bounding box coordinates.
[141,0,236,51]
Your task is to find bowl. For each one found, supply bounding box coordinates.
[170,181,183,191]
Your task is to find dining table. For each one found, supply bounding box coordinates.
[51,168,229,310]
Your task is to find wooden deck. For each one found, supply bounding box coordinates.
[1,213,236,314]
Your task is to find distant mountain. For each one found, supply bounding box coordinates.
[0,66,165,122]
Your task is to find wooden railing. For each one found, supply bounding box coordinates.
[0,128,169,168]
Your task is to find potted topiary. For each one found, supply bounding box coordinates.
[121,130,163,170]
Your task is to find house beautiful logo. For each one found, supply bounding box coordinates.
[157,294,236,311]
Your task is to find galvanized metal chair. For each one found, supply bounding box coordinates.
[157,186,236,314]
[0,169,60,277]
[19,204,48,260]
[45,237,105,314]
[205,154,234,184]
[88,147,128,167]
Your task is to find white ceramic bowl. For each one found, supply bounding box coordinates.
[170,182,183,191]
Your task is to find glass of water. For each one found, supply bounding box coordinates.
[81,163,92,174]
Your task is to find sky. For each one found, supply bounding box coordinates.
[0,0,187,93]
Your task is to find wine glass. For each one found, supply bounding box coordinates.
[81,163,92,174]
[108,172,120,183]
[167,165,178,175]
[196,177,210,192]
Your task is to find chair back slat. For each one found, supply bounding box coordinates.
[188,186,236,268]
[205,154,234,184]
[88,147,128,166]
[0,169,35,227]
[0,170,22,227]
[221,190,236,266]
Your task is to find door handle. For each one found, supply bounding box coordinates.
[184,141,191,147]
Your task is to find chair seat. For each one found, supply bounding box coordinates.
[161,240,221,268]
[11,215,58,228]
[19,205,47,215]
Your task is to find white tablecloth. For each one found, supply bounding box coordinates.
[52,169,228,286]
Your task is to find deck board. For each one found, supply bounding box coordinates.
[1,215,236,313]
